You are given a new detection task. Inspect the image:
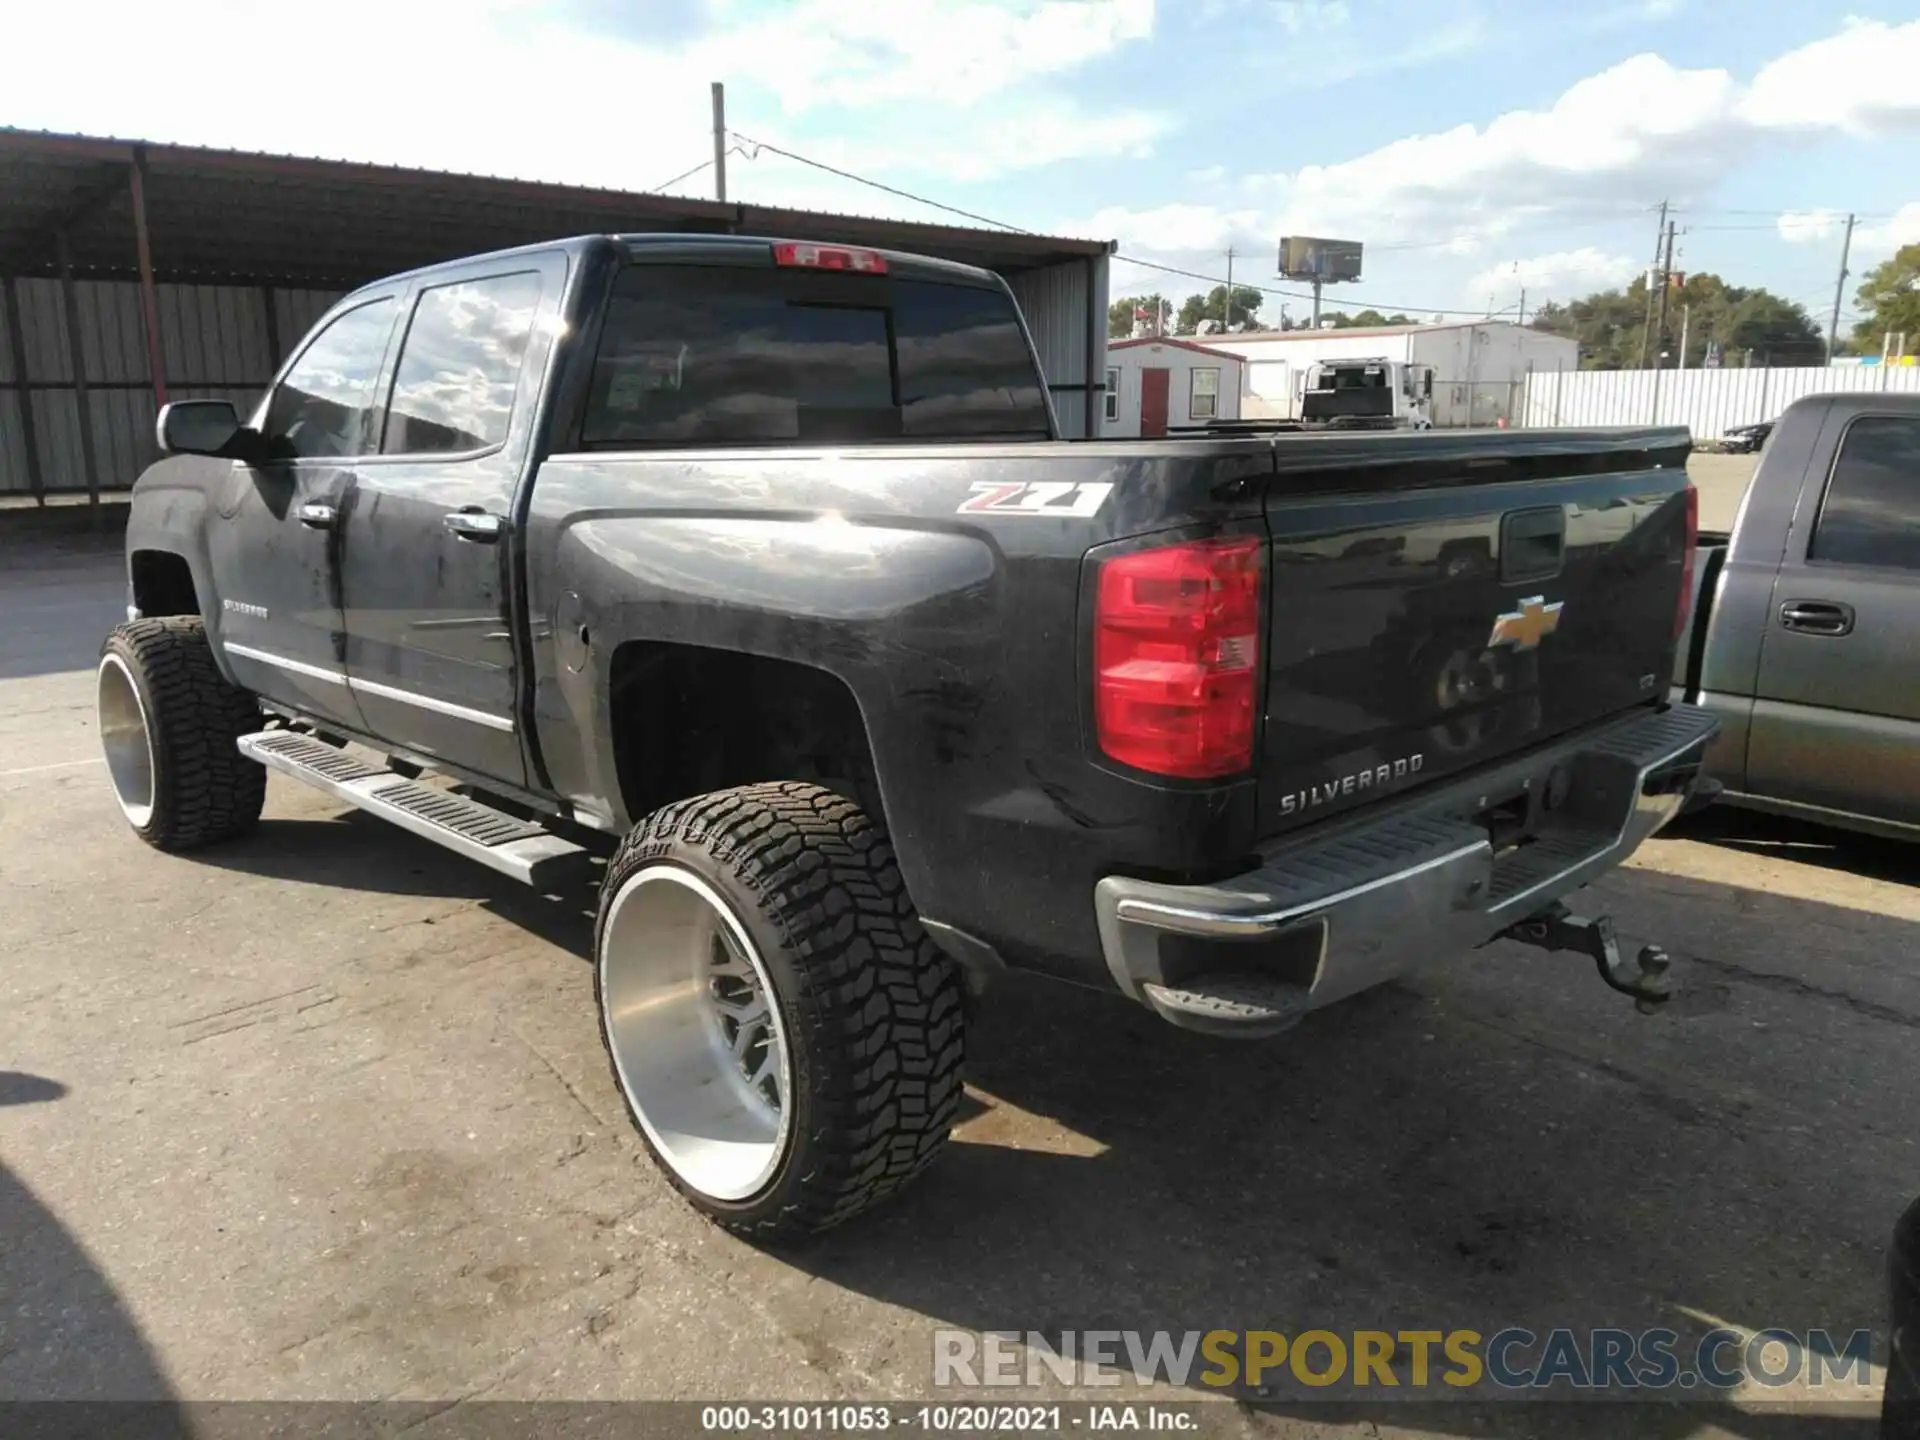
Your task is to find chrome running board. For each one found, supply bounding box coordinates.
[237,730,590,888]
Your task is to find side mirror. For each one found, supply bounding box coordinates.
[156,400,244,457]
[1422,372,1434,399]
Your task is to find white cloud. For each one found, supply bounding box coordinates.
[1777,209,1845,245]
[1466,248,1641,309]
[1272,0,1350,34]
[818,106,1171,186]
[1857,205,1920,256]
[708,0,1155,112]
[1739,17,1920,134]
[1280,13,1490,89]
[1087,18,1920,273]
[1779,204,1920,259]
[2,0,1160,201]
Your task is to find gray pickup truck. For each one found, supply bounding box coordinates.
[1678,391,1920,840]
[99,233,1719,1237]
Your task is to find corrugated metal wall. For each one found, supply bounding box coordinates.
[1006,254,1106,439]
[1,253,1103,495]
[0,278,343,496]
[1520,364,1920,439]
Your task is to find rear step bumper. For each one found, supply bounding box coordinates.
[1094,703,1720,1038]
[238,731,592,889]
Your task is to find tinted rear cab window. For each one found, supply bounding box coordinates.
[581,263,1051,447]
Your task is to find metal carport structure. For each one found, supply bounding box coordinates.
[0,129,1112,506]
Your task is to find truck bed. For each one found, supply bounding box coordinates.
[525,424,1696,977]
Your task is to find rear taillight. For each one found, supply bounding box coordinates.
[1675,483,1698,640]
[772,242,888,274]
[1094,536,1263,779]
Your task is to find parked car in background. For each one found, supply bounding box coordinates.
[1677,392,1920,840]
[1720,419,1775,454]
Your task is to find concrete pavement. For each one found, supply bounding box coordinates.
[1,523,1910,1438]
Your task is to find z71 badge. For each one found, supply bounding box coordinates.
[957,481,1114,517]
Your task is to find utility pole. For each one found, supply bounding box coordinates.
[1825,212,1856,365]
[1678,303,1690,370]
[1224,247,1235,330]
[1654,218,1677,367]
[1517,288,1527,327]
[711,82,728,202]
[1639,200,1668,368]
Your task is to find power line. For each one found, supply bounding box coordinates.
[725,128,1504,318]
[715,127,1895,326]
[647,157,716,195]
[727,129,1034,233]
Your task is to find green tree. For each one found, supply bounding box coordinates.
[1109,294,1171,339]
[1530,273,1822,369]
[1850,243,1920,352]
[1323,309,1415,329]
[1175,285,1266,333]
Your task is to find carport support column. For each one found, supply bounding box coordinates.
[129,146,169,411]
[55,233,102,521]
[3,275,45,505]
[1084,255,1101,439]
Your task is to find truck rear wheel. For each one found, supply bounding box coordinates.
[594,782,964,1239]
[97,618,265,851]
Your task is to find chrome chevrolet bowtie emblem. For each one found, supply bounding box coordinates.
[1488,595,1564,651]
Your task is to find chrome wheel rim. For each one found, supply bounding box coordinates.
[97,653,155,829]
[599,865,792,1201]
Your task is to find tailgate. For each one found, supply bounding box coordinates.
[1257,430,1693,835]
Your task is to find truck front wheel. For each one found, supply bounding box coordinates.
[97,618,266,851]
[594,782,965,1239]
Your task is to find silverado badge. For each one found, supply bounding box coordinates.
[1487,595,1563,652]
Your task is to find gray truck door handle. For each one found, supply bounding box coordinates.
[1779,600,1854,636]
[296,502,336,529]
[444,509,505,543]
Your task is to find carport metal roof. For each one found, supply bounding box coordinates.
[0,129,1111,287]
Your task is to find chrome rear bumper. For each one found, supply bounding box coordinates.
[1094,704,1721,1036]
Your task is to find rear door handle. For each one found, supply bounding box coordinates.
[296,502,336,529]
[443,509,505,543]
[1779,600,1854,636]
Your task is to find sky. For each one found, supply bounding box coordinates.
[7,0,1919,329]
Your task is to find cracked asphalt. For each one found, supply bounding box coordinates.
[1,492,1912,1438]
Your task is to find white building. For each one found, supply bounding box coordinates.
[1197,322,1578,428]
[1103,338,1245,437]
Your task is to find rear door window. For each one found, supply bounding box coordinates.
[381,272,544,456]
[1810,415,1920,571]
[580,265,1049,447]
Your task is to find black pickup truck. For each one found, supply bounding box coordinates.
[98,233,1717,1237]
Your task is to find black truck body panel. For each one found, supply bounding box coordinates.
[124,232,1710,1000]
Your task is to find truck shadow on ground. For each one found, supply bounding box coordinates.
[192,811,603,956]
[1670,805,1918,888]
[187,808,1906,1437]
[790,865,1913,1439]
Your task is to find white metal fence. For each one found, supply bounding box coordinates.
[1519,364,1920,440]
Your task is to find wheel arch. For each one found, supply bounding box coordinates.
[129,549,201,619]
[606,640,891,839]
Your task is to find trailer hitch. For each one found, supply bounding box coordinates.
[1501,902,1674,1011]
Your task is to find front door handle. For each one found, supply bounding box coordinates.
[296,502,336,529]
[444,509,505,543]
[1779,600,1855,636]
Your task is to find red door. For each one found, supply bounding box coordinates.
[1140,367,1170,437]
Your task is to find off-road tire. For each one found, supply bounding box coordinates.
[99,618,265,850]
[594,782,965,1240]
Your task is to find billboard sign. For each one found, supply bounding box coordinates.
[1278,236,1363,283]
